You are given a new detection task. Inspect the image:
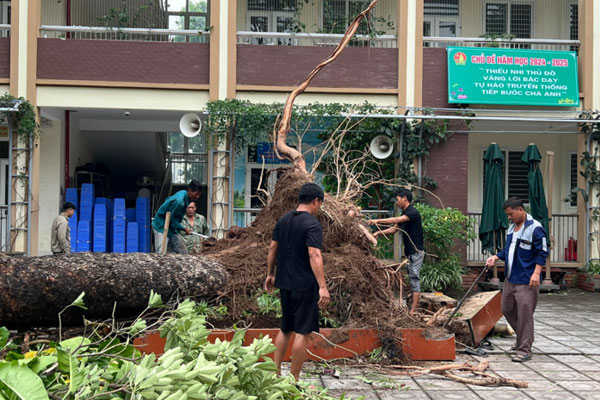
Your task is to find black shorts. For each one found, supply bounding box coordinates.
[280,286,320,334]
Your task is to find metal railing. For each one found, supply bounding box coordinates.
[467,212,579,264]
[0,205,8,252]
[423,36,580,52]
[40,25,209,42]
[237,31,397,48]
[0,23,9,38]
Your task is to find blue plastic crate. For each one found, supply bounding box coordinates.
[127,222,139,253]
[126,208,136,224]
[93,204,107,252]
[77,220,91,252]
[66,188,79,212]
[135,197,151,252]
[69,212,78,253]
[113,198,126,218]
[106,199,113,252]
[112,219,126,253]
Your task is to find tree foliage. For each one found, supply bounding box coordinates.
[0,293,341,400]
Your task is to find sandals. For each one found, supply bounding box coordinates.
[511,353,532,363]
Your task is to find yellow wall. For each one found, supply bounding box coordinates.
[468,132,578,213]
[460,0,574,39]
[37,87,210,111]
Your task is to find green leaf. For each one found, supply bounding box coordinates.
[28,356,58,374]
[148,290,164,308]
[0,327,9,349]
[59,336,91,353]
[0,362,49,400]
[70,292,88,310]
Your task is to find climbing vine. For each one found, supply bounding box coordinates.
[0,93,40,143]
[203,99,453,209]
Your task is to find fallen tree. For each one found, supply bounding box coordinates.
[0,252,228,328]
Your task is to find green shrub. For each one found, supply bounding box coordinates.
[414,204,475,292]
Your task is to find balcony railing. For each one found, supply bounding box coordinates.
[1,205,8,252]
[0,24,9,38]
[40,25,209,42]
[237,31,397,48]
[468,212,579,264]
[423,36,580,52]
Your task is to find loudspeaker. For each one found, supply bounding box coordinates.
[369,135,393,159]
[179,113,202,138]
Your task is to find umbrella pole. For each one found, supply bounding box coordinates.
[544,151,555,285]
[490,230,500,284]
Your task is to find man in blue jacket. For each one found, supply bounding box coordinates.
[486,197,548,363]
[152,180,202,254]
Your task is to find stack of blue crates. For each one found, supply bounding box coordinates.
[80,184,95,223]
[69,211,78,253]
[112,198,126,253]
[65,187,78,213]
[127,222,139,253]
[77,220,91,252]
[136,197,151,253]
[126,208,136,224]
[93,202,107,252]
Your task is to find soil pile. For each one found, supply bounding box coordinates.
[203,169,415,330]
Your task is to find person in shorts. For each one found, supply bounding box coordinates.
[368,188,424,314]
[264,182,330,380]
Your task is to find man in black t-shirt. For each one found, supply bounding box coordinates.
[368,188,424,314]
[264,182,330,380]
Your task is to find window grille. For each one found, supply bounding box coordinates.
[424,0,459,16]
[570,153,577,207]
[485,2,531,39]
[322,0,372,35]
[169,133,208,185]
[482,149,530,205]
[507,151,529,203]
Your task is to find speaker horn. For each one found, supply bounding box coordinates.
[370,135,393,159]
[179,113,202,138]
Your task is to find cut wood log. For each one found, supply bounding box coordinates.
[0,253,228,328]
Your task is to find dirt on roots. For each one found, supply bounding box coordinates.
[202,169,420,334]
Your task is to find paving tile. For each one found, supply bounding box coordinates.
[565,363,600,372]
[572,392,600,400]
[520,381,563,391]
[473,389,531,399]
[327,389,380,399]
[527,362,575,371]
[466,384,518,391]
[558,380,600,391]
[549,355,596,363]
[490,362,531,371]
[413,378,468,391]
[537,370,592,381]
[370,378,414,391]
[504,370,548,381]
[321,378,373,390]
[581,371,600,380]
[422,390,482,399]
[523,391,583,400]
[377,389,430,399]
[589,356,600,362]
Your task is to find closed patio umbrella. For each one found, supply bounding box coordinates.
[480,143,509,256]
[522,143,549,236]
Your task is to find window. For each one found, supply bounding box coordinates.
[485,2,532,39]
[424,1,460,41]
[570,153,577,207]
[482,149,529,205]
[569,2,578,51]
[425,0,459,16]
[166,0,209,42]
[169,133,208,185]
[246,0,297,44]
[322,0,372,35]
[1,1,10,37]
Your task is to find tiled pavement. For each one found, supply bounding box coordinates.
[292,290,600,399]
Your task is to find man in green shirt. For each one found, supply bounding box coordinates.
[152,180,202,254]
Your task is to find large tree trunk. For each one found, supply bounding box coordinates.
[0,253,228,328]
